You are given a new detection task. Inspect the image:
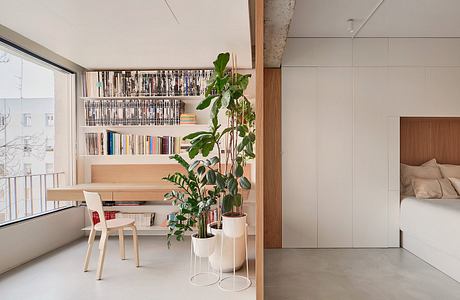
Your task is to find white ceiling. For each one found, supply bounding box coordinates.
[289,0,460,38]
[0,0,252,69]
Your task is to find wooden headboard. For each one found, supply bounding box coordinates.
[400,117,460,165]
[91,164,252,184]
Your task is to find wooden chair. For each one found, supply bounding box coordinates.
[83,191,140,280]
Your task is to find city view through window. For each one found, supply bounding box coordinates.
[0,44,73,224]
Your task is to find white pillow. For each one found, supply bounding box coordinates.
[439,164,460,179]
[449,178,460,195]
[400,159,442,196]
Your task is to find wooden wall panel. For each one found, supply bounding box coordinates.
[91,164,252,184]
[263,68,282,248]
[400,117,460,165]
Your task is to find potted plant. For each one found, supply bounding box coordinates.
[163,154,221,257]
[164,52,255,269]
[185,52,255,238]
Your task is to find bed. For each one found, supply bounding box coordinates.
[400,197,460,282]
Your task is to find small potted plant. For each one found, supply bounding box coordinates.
[163,154,220,257]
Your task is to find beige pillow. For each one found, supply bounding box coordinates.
[401,159,442,196]
[449,178,460,195]
[411,178,442,199]
[438,178,459,198]
[439,164,460,178]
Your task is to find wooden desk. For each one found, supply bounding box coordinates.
[46,183,177,202]
[47,182,250,202]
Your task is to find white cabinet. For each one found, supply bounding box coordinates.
[282,67,353,248]
[282,67,318,248]
[316,68,353,247]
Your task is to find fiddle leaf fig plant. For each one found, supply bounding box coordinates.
[183,52,255,222]
[163,52,255,245]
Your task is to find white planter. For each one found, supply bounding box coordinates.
[222,213,247,238]
[192,234,216,258]
[208,223,245,272]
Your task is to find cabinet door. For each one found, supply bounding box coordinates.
[317,68,353,247]
[282,67,318,248]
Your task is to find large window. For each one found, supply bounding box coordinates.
[0,42,74,225]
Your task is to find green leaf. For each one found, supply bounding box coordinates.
[234,194,242,207]
[206,169,216,184]
[188,160,200,171]
[239,176,251,189]
[221,90,231,108]
[213,52,230,75]
[237,136,249,152]
[183,131,210,141]
[196,95,216,110]
[211,96,222,120]
[216,173,226,189]
[209,156,220,165]
[197,166,205,176]
[227,177,238,195]
[222,194,234,213]
[188,147,199,159]
[234,164,243,177]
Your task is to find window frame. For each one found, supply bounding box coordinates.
[0,37,78,226]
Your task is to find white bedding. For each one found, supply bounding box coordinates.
[400,197,460,259]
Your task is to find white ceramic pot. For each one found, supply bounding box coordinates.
[192,234,216,258]
[222,213,247,238]
[208,223,245,272]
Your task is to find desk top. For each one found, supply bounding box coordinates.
[47,183,176,192]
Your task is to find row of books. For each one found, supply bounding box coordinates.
[91,211,155,227]
[84,70,213,97]
[85,131,182,155]
[115,212,155,227]
[84,99,185,126]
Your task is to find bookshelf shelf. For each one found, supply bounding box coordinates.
[81,96,204,100]
[80,124,209,129]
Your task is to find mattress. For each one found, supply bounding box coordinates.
[400,197,460,259]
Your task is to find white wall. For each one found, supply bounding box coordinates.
[282,38,460,248]
[0,207,85,274]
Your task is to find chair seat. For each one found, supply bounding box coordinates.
[94,218,135,231]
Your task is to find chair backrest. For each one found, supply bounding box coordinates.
[83,191,106,229]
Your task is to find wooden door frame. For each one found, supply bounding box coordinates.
[255,0,264,298]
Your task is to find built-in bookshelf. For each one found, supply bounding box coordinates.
[78,69,256,236]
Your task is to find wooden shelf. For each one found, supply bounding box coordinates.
[80,124,208,129]
[81,96,203,100]
[82,225,256,235]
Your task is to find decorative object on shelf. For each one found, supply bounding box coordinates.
[180,113,197,125]
[84,70,213,97]
[163,52,255,290]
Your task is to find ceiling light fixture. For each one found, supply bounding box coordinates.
[347,19,355,34]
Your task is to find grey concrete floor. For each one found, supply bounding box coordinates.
[265,248,460,300]
[0,236,255,300]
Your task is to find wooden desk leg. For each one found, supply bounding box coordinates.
[83,228,96,272]
[131,225,140,267]
[96,231,108,280]
[119,229,125,260]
